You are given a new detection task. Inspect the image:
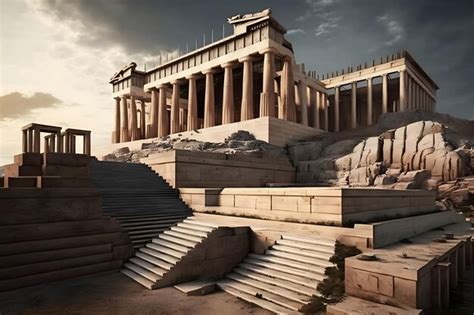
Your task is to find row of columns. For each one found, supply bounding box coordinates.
[400,70,436,112]
[114,49,334,143]
[331,70,436,132]
[294,81,329,131]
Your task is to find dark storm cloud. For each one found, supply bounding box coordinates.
[0,92,62,121]
[38,0,474,118]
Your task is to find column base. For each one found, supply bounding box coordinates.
[120,128,130,143]
[259,92,275,117]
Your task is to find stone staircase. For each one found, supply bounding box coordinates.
[121,218,219,289]
[218,235,336,314]
[90,160,192,248]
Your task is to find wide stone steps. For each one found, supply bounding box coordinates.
[218,235,336,314]
[218,281,300,315]
[121,220,217,289]
[91,160,192,247]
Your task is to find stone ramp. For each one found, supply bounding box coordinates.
[122,218,249,289]
[217,235,336,314]
[90,160,192,248]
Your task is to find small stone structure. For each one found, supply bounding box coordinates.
[21,123,92,156]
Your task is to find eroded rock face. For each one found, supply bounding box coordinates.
[291,120,473,190]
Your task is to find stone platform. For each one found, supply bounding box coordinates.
[103,116,323,154]
[142,150,295,188]
[180,187,437,226]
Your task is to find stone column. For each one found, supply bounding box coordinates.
[56,131,62,153]
[140,101,146,138]
[438,262,450,310]
[114,97,121,143]
[297,82,309,126]
[382,74,388,114]
[70,135,76,154]
[202,70,216,128]
[367,77,373,126]
[121,95,130,142]
[64,133,70,153]
[351,82,357,129]
[22,129,27,152]
[222,62,235,124]
[150,88,159,137]
[314,90,321,129]
[324,94,329,132]
[33,128,40,153]
[50,134,56,152]
[334,86,340,132]
[27,129,33,152]
[157,86,169,137]
[259,48,276,117]
[43,136,50,154]
[239,56,254,121]
[84,134,91,156]
[130,95,139,141]
[280,56,296,121]
[399,70,407,111]
[187,75,198,131]
[170,81,180,134]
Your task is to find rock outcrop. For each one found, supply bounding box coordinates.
[292,120,473,191]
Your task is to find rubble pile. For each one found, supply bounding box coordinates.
[102,130,288,163]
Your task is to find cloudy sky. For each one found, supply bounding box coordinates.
[1,0,473,164]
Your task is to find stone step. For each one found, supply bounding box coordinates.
[277,239,335,254]
[265,249,333,267]
[129,257,167,277]
[139,247,179,265]
[226,272,312,304]
[0,243,112,268]
[243,258,323,282]
[239,263,319,289]
[146,243,185,259]
[177,222,214,233]
[114,212,190,220]
[233,267,315,296]
[129,232,166,241]
[163,230,203,243]
[135,251,173,271]
[271,244,333,260]
[0,253,114,280]
[121,223,176,232]
[123,262,161,283]
[218,278,303,311]
[183,218,219,229]
[118,214,189,223]
[128,228,168,236]
[151,238,191,253]
[170,226,208,238]
[158,234,198,248]
[249,254,327,275]
[0,260,123,292]
[120,219,183,228]
[218,281,299,315]
[281,235,335,248]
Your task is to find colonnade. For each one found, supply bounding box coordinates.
[113,49,331,143]
[330,69,436,132]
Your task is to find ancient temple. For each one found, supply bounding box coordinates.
[109,9,439,143]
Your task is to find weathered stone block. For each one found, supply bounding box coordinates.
[43,153,90,167]
[14,153,42,166]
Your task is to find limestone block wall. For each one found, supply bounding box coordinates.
[180,187,436,226]
[155,226,250,288]
[345,224,473,311]
[141,149,296,188]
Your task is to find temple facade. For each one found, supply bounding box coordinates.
[109,9,439,143]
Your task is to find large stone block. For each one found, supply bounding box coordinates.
[3,164,42,177]
[42,165,90,177]
[43,153,91,167]
[398,170,431,188]
[4,177,39,188]
[14,153,42,166]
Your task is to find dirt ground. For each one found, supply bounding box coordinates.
[0,271,271,315]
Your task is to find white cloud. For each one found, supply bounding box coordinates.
[287,29,306,36]
[377,14,404,46]
[297,0,340,22]
[314,16,340,37]
[0,0,169,164]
